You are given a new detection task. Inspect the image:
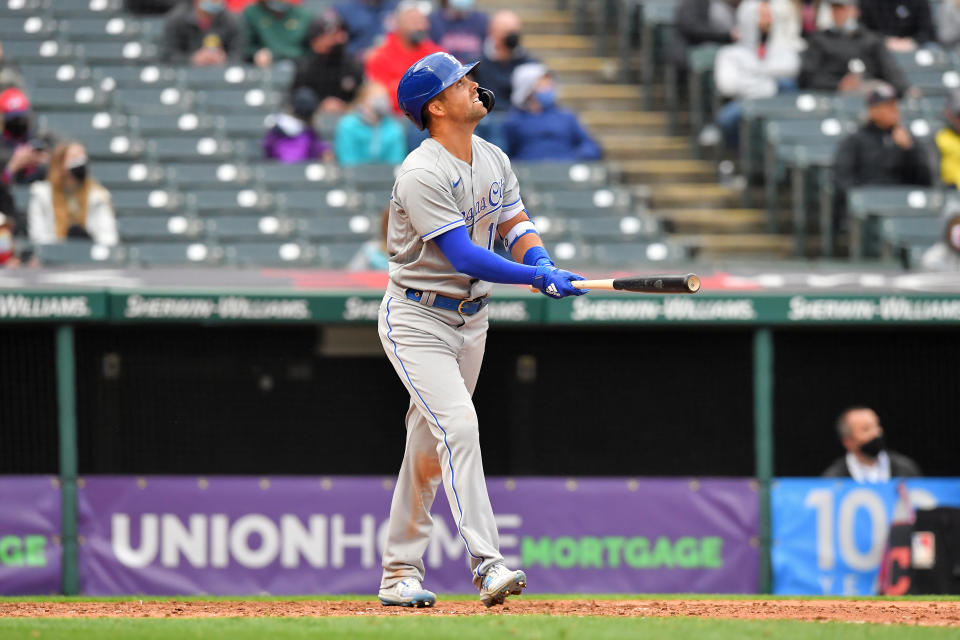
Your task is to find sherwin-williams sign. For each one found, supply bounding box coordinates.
[77,477,758,595]
[0,476,62,595]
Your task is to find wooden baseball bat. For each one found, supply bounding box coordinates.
[529,274,701,294]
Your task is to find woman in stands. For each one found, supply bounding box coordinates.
[27,141,117,246]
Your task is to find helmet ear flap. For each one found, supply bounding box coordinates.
[477,86,495,114]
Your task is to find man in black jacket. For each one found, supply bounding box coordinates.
[859,0,936,51]
[823,407,922,481]
[671,0,739,69]
[291,13,363,114]
[163,0,244,65]
[832,83,933,229]
[799,0,909,96]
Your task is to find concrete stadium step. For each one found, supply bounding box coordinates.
[514,9,575,34]
[649,183,743,209]
[620,160,717,184]
[542,56,620,82]
[523,34,596,57]
[599,135,690,160]
[675,233,795,258]
[559,83,649,111]
[656,208,771,233]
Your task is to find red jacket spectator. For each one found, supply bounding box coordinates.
[364,5,441,113]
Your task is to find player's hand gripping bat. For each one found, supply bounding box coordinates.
[529,274,700,294]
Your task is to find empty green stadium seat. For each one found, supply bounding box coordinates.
[591,240,687,265]
[30,85,111,111]
[223,241,314,266]
[205,215,293,241]
[82,134,146,161]
[847,186,946,258]
[34,241,123,265]
[93,161,166,190]
[197,88,281,113]
[22,62,95,88]
[149,136,235,162]
[179,65,265,89]
[166,162,254,189]
[117,215,201,242]
[319,241,365,268]
[512,162,611,190]
[129,112,218,138]
[95,64,178,88]
[340,164,398,190]
[0,15,56,39]
[255,162,340,189]
[38,111,124,138]
[127,242,221,265]
[77,40,158,64]
[220,113,272,139]
[298,214,377,241]
[2,39,74,62]
[279,189,354,214]
[114,87,195,115]
[112,188,183,216]
[50,0,122,17]
[191,188,273,215]
[569,215,658,241]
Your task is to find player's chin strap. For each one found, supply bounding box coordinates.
[478,87,495,114]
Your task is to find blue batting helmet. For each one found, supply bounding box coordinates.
[397,52,479,130]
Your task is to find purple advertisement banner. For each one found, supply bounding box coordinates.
[0,476,62,595]
[78,476,758,595]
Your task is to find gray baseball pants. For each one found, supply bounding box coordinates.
[378,286,503,590]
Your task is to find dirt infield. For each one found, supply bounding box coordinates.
[2,599,959,626]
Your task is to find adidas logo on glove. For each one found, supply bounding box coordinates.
[546,283,559,297]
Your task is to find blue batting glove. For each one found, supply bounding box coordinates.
[533,264,588,298]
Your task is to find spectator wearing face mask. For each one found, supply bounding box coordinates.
[243,0,313,68]
[429,0,489,64]
[163,0,244,65]
[364,2,442,113]
[712,0,801,147]
[335,0,399,59]
[471,10,538,107]
[503,63,601,163]
[0,88,54,187]
[334,83,406,166]
[291,12,363,114]
[859,0,935,52]
[936,90,960,189]
[822,407,921,481]
[263,87,330,163]
[28,141,116,247]
[798,0,910,96]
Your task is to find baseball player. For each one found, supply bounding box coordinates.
[376,52,587,609]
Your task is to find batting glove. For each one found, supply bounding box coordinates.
[533,264,588,298]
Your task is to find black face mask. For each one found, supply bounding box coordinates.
[407,30,428,46]
[859,435,886,459]
[4,116,28,139]
[503,32,521,50]
[69,164,88,182]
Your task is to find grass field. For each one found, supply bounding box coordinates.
[2,595,958,640]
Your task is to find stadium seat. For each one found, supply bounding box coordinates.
[93,161,166,190]
[219,113,273,140]
[568,215,658,241]
[82,134,146,161]
[847,186,946,258]
[297,214,377,241]
[279,188,355,214]
[179,65,265,90]
[112,189,183,216]
[166,162,254,189]
[33,241,124,265]
[222,241,315,266]
[0,15,56,40]
[62,16,143,41]
[318,241,365,268]
[21,62,95,88]
[196,88,281,114]
[879,216,941,259]
[512,162,610,190]
[190,188,273,215]
[255,162,341,189]
[0,0,49,18]
[591,240,687,265]
[30,85,111,111]
[114,87,195,116]
[205,215,294,241]
[2,39,74,63]
[38,111,124,139]
[117,215,202,242]
[127,242,222,266]
[906,69,960,97]
[539,188,631,214]
[149,136,235,162]
[340,164,398,190]
[77,41,159,65]
[129,112,218,138]
[50,0,123,17]
[94,64,179,89]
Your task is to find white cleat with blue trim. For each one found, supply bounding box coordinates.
[378,578,437,608]
[479,564,527,608]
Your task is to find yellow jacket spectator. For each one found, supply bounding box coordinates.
[937,90,960,189]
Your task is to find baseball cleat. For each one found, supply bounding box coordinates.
[378,578,437,608]
[479,564,526,608]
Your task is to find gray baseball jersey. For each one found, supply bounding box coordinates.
[386,135,527,299]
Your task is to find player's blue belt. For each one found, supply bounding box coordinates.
[405,289,489,315]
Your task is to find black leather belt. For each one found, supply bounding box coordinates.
[405,289,489,315]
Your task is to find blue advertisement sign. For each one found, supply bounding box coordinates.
[772,478,960,595]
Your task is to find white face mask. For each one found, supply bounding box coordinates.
[842,17,858,32]
[448,0,475,9]
[275,112,304,137]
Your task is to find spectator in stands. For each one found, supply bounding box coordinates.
[859,0,935,52]
[429,0,488,64]
[334,83,406,166]
[0,42,24,91]
[471,10,538,107]
[335,0,399,59]
[0,88,53,187]
[940,0,960,48]
[920,201,960,270]
[799,0,910,96]
[938,91,960,189]
[712,0,801,147]
[832,83,933,229]
[671,0,741,70]
[0,212,16,266]
[503,63,602,163]
[27,142,117,247]
[263,86,329,163]
[163,0,244,65]
[291,12,363,114]
[365,2,442,113]
[823,407,921,481]
[243,0,313,68]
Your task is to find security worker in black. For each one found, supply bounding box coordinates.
[831,82,933,234]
